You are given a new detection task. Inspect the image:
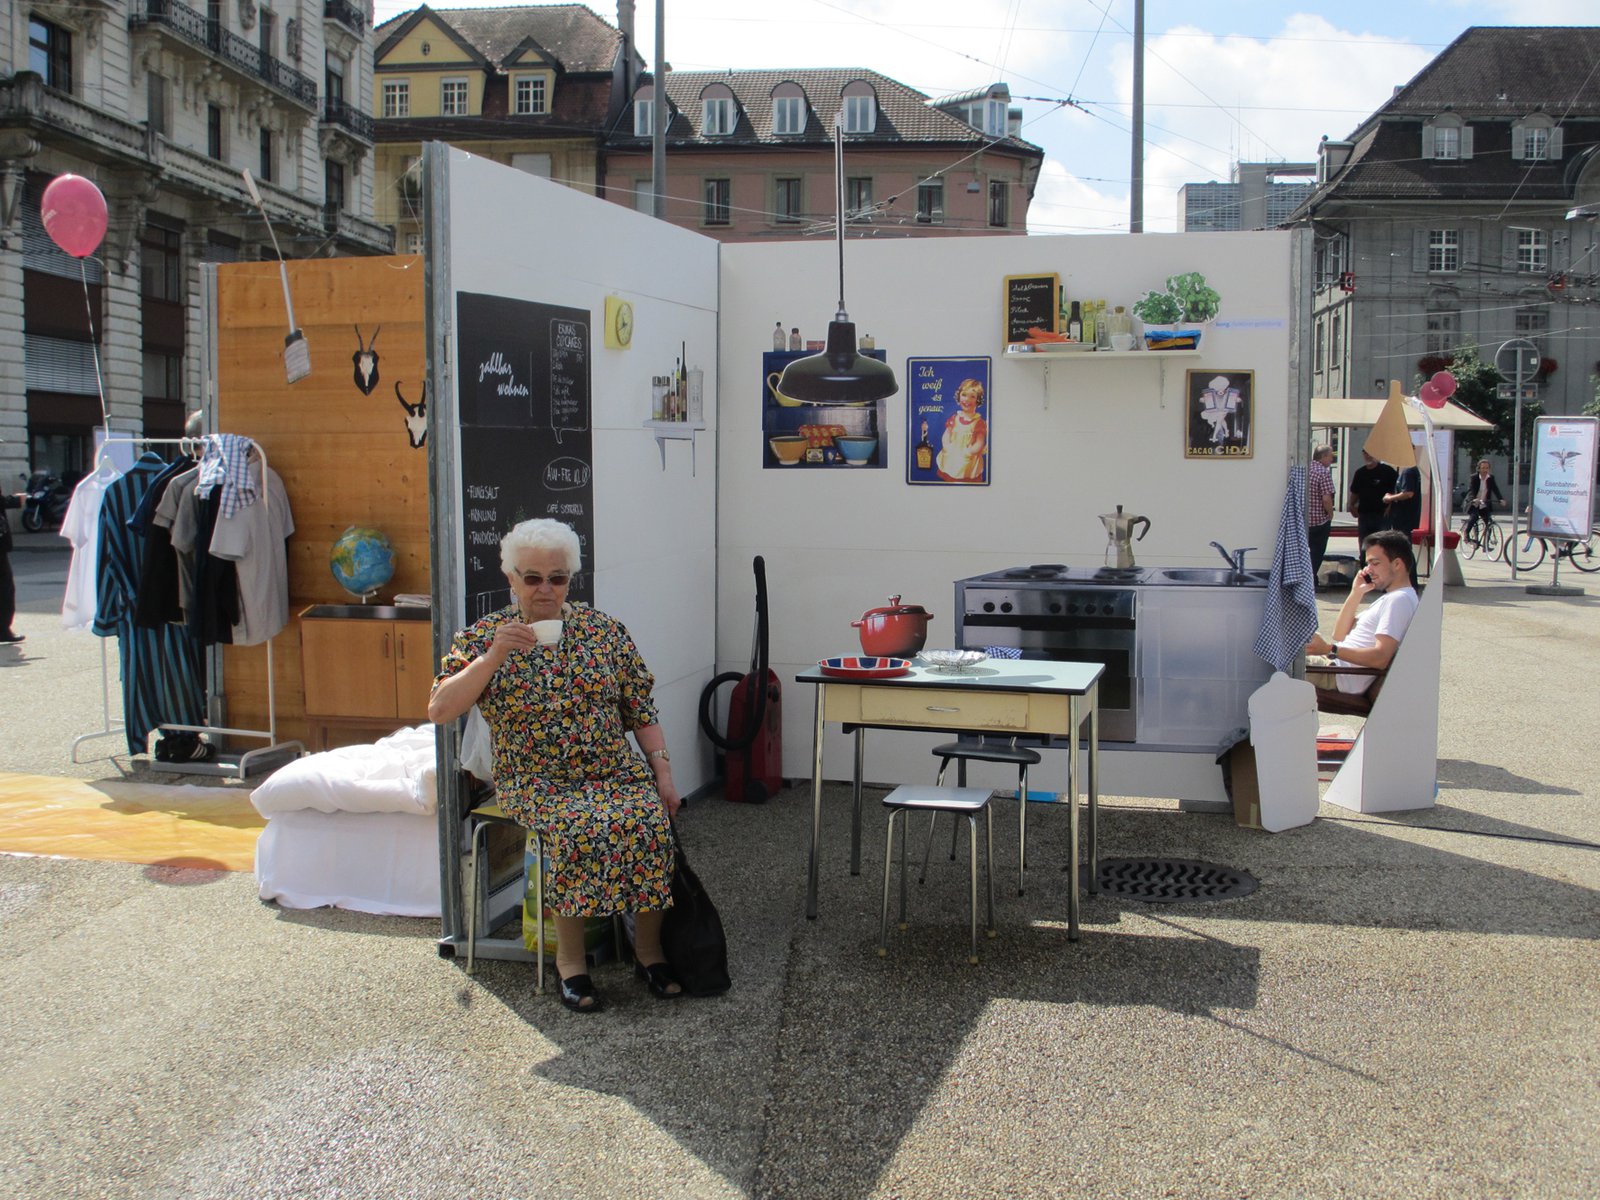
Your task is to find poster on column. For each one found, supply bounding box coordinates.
[455,291,594,618]
[1528,416,1598,540]
[906,357,991,485]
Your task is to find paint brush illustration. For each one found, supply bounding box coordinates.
[241,168,311,384]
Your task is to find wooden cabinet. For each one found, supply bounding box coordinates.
[300,606,434,749]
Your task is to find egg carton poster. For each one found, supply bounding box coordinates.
[906,356,992,486]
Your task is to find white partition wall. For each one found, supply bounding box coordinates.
[718,230,1306,783]
[432,148,721,795]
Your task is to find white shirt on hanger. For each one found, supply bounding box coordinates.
[59,467,121,631]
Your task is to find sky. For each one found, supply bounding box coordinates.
[369,0,1599,233]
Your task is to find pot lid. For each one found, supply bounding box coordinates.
[863,593,930,617]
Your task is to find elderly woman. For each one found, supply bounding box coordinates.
[429,519,681,1013]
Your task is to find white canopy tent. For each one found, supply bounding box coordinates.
[1311,395,1493,431]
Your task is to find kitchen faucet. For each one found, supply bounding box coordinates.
[1209,541,1257,573]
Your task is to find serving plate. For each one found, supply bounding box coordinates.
[918,648,989,673]
[818,656,913,679]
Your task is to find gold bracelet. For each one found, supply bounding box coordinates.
[646,749,670,764]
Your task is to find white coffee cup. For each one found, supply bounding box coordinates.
[531,619,563,645]
[1110,333,1136,352]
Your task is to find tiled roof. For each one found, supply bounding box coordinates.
[619,68,1040,151]
[376,4,623,73]
[1375,26,1600,118]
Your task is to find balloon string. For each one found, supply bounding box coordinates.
[80,257,111,435]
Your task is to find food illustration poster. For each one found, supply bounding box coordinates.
[1184,369,1255,459]
[906,357,992,485]
[761,349,888,468]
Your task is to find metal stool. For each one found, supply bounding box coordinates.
[880,784,995,964]
[466,801,546,992]
[932,737,1043,895]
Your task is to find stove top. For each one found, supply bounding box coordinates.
[969,563,1154,586]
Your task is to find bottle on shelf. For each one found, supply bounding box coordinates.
[789,327,802,351]
[1095,300,1111,350]
[1067,301,1083,342]
[1082,302,1097,347]
[859,332,876,351]
[915,420,934,471]
[773,321,786,350]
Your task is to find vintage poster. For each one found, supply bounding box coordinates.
[761,349,888,468]
[1528,416,1598,539]
[1185,369,1254,459]
[906,356,992,485]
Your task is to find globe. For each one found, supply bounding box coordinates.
[330,526,396,600]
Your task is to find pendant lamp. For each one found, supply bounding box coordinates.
[776,118,898,405]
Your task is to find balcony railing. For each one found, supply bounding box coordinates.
[322,98,374,142]
[323,0,366,34]
[129,0,318,110]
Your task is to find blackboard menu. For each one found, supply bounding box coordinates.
[455,291,594,620]
[1003,273,1060,344]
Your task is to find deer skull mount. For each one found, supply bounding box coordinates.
[396,380,427,449]
[352,324,382,395]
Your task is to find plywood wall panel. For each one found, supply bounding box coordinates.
[214,257,429,746]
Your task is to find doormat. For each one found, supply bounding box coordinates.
[0,772,265,872]
[1095,857,1258,903]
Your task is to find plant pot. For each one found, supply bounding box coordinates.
[1142,326,1203,352]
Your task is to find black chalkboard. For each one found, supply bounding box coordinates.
[455,292,594,620]
[1003,273,1059,344]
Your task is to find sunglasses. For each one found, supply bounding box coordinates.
[516,571,571,589]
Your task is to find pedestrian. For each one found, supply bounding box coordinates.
[1,488,22,643]
[1385,463,1422,541]
[1307,445,1336,586]
[1348,451,1398,543]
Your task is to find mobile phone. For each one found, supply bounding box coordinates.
[1360,569,1373,584]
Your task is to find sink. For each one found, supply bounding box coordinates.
[1159,568,1269,586]
[301,604,430,620]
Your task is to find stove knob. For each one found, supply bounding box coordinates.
[999,601,1013,613]
[1101,603,1115,615]
[982,601,995,613]
[1066,603,1079,615]
[1048,601,1062,614]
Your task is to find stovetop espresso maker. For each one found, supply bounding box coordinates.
[1099,505,1152,569]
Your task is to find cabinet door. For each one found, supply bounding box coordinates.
[394,626,436,720]
[301,620,399,718]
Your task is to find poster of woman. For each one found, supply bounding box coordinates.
[1185,369,1254,459]
[907,357,992,485]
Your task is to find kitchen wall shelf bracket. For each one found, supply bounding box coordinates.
[643,420,707,474]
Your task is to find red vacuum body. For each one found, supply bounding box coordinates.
[699,556,782,803]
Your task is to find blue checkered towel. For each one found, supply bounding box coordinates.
[195,433,259,520]
[1253,464,1320,673]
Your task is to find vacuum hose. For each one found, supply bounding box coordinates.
[698,555,770,752]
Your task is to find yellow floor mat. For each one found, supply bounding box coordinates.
[0,773,265,872]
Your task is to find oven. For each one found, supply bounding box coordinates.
[956,573,1139,742]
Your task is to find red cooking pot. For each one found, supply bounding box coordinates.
[852,594,933,658]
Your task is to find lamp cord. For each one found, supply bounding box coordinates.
[834,120,847,318]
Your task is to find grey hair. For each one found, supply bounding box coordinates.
[500,518,582,575]
[1314,444,1334,460]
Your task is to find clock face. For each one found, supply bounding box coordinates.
[615,302,633,346]
[604,296,634,349]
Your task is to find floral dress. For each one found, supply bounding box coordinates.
[436,602,675,917]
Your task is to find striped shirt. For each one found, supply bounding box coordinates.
[1306,458,1334,526]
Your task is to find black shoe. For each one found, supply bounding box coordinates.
[633,959,684,999]
[557,973,604,1013]
[0,632,22,644]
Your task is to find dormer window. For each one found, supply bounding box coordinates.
[1512,113,1562,162]
[633,85,657,137]
[772,83,807,136]
[512,73,549,116]
[701,86,737,137]
[841,82,877,134]
[1422,114,1472,160]
[1434,125,1459,159]
[1523,127,1548,160]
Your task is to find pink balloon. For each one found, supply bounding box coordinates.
[1419,381,1445,409]
[1429,370,1458,400]
[40,174,108,258]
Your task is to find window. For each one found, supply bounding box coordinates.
[1434,125,1460,160]
[404,232,423,254]
[325,57,345,105]
[382,80,409,118]
[703,178,730,225]
[29,17,72,91]
[846,177,873,221]
[916,178,944,224]
[510,153,551,178]
[842,94,875,133]
[988,180,1009,228]
[143,351,182,401]
[1428,229,1459,273]
[207,105,224,159]
[147,74,167,137]
[774,177,802,224]
[633,178,654,214]
[773,96,804,135]
[1522,126,1549,161]
[441,78,468,116]
[1515,306,1549,348]
[1425,310,1458,355]
[259,128,275,183]
[703,97,735,136]
[141,225,183,302]
[1315,320,1327,372]
[1516,229,1549,272]
[634,98,654,137]
[1331,312,1343,367]
[325,161,345,211]
[513,75,547,115]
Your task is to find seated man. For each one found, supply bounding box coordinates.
[1305,530,1419,706]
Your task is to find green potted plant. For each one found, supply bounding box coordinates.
[1131,272,1221,350]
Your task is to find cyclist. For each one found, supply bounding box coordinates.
[1461,458,1502,543]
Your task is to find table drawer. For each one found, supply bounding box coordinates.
[858,687,1030,731]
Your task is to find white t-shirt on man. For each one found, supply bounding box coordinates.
[1337,586,1419,693]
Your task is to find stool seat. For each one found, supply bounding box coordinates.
[930,739,1043,768]
[466,799,546,991]
[883,783,993,812]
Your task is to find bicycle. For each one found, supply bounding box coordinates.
[1504,530,1599,573]
[1458,505,1500,559]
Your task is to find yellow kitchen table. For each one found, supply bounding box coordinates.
[795,659,1103,939]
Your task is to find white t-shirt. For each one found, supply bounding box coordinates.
[1337,586,1419,693]
[59,470,119,631]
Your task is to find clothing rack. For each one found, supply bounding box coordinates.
[70,433,303,777]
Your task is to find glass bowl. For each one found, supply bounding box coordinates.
[919,649,988,673]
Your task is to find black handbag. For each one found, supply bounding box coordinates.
[660,838,731,997]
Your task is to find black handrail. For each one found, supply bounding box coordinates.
[129,0,317,109]
[322,98,374,141]
[323,0,366,34]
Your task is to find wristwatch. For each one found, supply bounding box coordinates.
[1330,644,1340,660]
[646,749,670,764]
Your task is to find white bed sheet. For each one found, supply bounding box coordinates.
[255,809,441,917]
[249,725,438,818]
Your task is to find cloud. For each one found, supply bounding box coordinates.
[1026,160,1130,235]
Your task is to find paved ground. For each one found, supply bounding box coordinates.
[1,539,1596,1199]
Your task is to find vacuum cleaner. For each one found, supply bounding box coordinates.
[698,556,782,803]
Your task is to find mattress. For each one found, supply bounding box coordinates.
[254,809,441,917]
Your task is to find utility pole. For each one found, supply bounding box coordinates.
[1130,0,1144,232]
[652,0,666,219]
[1495,338,1540,574]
